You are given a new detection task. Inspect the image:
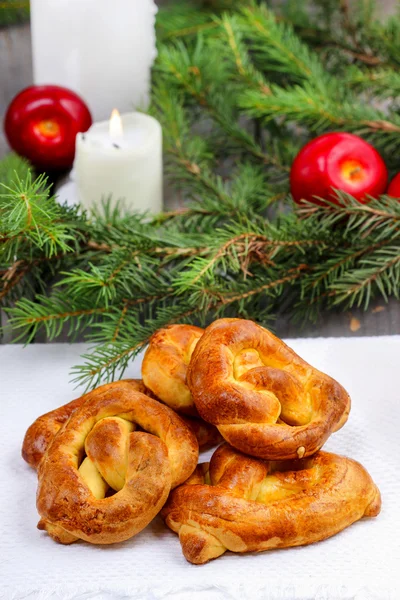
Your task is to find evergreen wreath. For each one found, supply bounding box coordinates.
[1,0,399,388]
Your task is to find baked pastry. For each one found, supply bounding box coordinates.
[22,379,217,469]
[181,415,222,449]
[142,324,203,414]
[187,318,351,459]
[36,382,198,544]
[141,324,221,446]
[162,443,381,564]
[22,379,146,470]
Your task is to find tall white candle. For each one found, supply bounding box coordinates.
[74,111,163,214]
[30,0,157,121]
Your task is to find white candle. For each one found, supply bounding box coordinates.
[74,111,163,214]
[30,0,157,121]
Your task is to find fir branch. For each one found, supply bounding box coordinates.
[1,251,66,302]
[0,261,29,301]
[70,303,201,389]
[0,153,30,187]
[6,295,109,343]
[235,5,400,153]
[280,0,386,69]
[0,171,82,262]
[0,0,29,27]
[344,66,400,97]
[239,83,400,151]
[156,1,216,41]
[215,266,308,306]
[155,41,288,170]
[219,14,272,93]
[240,4,328,88]
[331,247,400,309]
[2,3,400,389]
[297,194,400,241]
[155,0,248,41]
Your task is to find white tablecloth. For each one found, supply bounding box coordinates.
[1,338,399,600]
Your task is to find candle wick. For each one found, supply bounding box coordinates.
[113,143,120,149]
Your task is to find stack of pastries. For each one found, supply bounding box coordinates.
[22,318,381,564]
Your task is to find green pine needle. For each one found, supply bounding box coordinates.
[1,0,399,389]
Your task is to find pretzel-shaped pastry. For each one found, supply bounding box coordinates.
[142,324,204,414]
[22,379,217,469]
[187,318,351,459]
[141,326,221,446]
[162,443,381,564]
[36,382,198,545]
[22,379,146,470]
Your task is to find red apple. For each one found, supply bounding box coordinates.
[4,85,92,170]
[290,132,388,205]
[387,172,400,198]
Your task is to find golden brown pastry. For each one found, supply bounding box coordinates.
[187,318,351,460]
[142,324,203,414]
[22,379,218,469]
[141,324,221,445]
[22,379,147,470]
[36,382,198,545]
[181,415,222,449]
[162,443,381,564]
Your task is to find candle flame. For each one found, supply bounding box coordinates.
[109,109,123,140]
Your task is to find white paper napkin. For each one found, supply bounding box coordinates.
[1,337,399,600]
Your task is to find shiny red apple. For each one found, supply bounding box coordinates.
[4,85,92,170]
[387,173,400,198]
[290,132,388,205]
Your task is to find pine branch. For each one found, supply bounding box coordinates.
[155,41,289,171]
[233,5,400,155]
[239,82,400,151]
[3,185,399,387]
[155,0,250,41]
[0,153,30,187]
[280,0,392,70]
[241,4,327,87]
[0,0,29,27]
[156,3,218,41]
[219,14,272,93]
[2,3,400,389]
[344,66,400,97]
[70,303,201,389]
[331,247,400,309]
[5,295,109,343]
[297,194,400,240]
[0,171,83,261]
[151,85,288,214]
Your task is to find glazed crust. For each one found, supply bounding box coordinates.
[22,379,147,470]
[36,382,198,545]
[181,415,222,449]
[22,379,217,469]
[187,318,351,460]
[142,324,204,414]
[162,444,381,564]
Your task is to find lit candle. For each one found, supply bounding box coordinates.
[74,110,163,214]
[30,0,158,121]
